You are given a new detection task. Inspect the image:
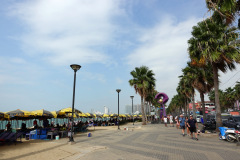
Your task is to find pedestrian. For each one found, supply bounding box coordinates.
[175,116,179,129]
[185,116,190,136]
[6,122,11,131]
[187,115,198,141]
[169,114,174,127]
[33,119,38,129]
[163,116,168,127]
[179,114,186,136]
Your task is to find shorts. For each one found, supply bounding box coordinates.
[189,127,196,133]
[180,125,185,129]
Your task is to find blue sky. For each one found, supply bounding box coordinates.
[0,0,239,113]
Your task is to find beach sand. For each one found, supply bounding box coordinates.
[0,125,121,160]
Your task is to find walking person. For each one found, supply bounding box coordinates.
[163,116,168,127]
[169,114,174,127]
[179,114,186,136]
[187,115,198,140]
[185,116,190,136]
[175,116,179,129]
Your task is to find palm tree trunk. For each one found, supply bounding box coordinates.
[200,92,206,123]
[192,94,196,119]
[141,96,146,125]
[148,102,151,121]
[184,100,187,116]
[213,63,222,130]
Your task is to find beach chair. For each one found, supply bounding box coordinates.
[0,132,11,140]
[10,132,23,144]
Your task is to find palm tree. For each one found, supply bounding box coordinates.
[234,82,240,100]
[182,63,214,123]
[206,0,239,26]
[129,66,156,125]
[178,74,195,118]
[188,18,240,130]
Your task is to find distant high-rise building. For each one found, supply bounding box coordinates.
[125,104,141,114]
[104,106,109,114]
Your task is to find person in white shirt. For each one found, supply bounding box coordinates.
[169,115,174,127]
[163,116,168,127]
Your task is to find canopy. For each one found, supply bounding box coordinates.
[102,114,110,118]
[31,109,54,118]
[6,109,32,119]
[57,107,82,116]
[85,113,94,118]
[0,112,9,120]
[51,111,58,118]
[110,114,118,117]
[78,113,87,117]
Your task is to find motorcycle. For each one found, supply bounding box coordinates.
[219,127,240,142]
[203,119,216,132]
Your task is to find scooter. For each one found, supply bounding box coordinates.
[219,127,240,142]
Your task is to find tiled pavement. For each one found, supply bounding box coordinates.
[1,123,240,160]
[73,123,240,160]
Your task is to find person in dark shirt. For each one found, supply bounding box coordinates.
[187,115,198,141]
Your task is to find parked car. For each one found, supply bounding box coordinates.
[224,116,240,130]
[221,113,231,126]
[196,115,203,123]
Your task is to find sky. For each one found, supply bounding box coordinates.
[0,0,239,114]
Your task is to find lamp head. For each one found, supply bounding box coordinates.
[130,96,134,99]
[70,64,81,72]
[116,89,121,93]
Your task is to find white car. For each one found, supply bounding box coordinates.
[196,115,203,123]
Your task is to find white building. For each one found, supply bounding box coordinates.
[104,106,109,114]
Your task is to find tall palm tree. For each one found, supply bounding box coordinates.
[188,18,240,129]
[129,66,156,125]
[234,82,240,100]
[178,74,195,117]
[206,0,239,26]
[182,63,214,122]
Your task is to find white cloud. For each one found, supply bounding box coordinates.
[127,16,200,102]
[9,0,123,66]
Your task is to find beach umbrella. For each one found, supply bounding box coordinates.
[110,114,118,117]
[6,109,32,119]
[79,113,87,117]
[31,109,54,118]
[51,111,58,118]
[102,114,110,118]
[85,113,94,118]
[0,112,9,120]
[57,107,82,115]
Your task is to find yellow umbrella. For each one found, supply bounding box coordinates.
[31,109,54,118]
[110,114,118,117]
[6,109,32,119]
[0,112,9,120]
[66,112,78,118]
[102,114,109,118]
[51,111,58,118]
[85,113,94,117]
[119,114,126,118]
[57,107,82,116]
[78,113,87,117]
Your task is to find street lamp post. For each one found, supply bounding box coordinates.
[69,64,81,142]
[130,96,134,125]
[116,89,121,130]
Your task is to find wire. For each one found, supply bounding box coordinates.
[231,77,240,87]
[221,70,240,87]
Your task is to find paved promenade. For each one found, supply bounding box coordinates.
[1,122,240,160]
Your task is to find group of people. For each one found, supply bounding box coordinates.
[178,114,198,140]
[163,114,199,141]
